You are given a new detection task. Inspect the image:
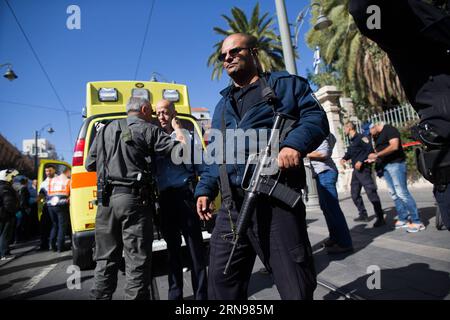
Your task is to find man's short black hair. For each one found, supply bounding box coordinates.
[345,121,356,130]
[45,164,56,170]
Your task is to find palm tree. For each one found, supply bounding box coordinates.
[306,0,406,112]
[208,3,285,80]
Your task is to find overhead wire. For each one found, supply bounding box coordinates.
[0,99,81,115]
[134,0,156,80]
[4,0,74,144]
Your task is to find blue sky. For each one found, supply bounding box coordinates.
[0,0,317,162]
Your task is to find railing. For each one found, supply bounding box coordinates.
[367,104,419,128]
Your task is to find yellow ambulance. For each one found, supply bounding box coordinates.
[39,81,212,269]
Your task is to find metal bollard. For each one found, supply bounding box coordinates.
[304,162,320,209]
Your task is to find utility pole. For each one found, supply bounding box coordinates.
[275,0,321,208]
[275,0,298,75]
[34,130,39,179]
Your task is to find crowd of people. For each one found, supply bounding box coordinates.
[0,165,72,261]
[306,121,427,255]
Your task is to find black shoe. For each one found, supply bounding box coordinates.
[373,218,386,228]
[57,246,69,253]
[258,267,270,274]
[354,216,369,222]
[326,244,354,254]
[322,239,337,248]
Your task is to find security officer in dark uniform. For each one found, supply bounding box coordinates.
[154,99,207,300]
[341,122,386,227]
[195,33,329,300]
[86,96,182,300]
[349,0,450,229]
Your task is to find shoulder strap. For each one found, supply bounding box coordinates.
[99,120,113,182]
[219,104,235,210]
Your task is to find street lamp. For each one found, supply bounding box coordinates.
[294,2,332,49]
[0,63,18,81]
[275,0,332,75]
[34,124,55,178]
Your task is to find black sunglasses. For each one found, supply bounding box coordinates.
[218,47,252,62]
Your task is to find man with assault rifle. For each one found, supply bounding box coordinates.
[194,33,329,300]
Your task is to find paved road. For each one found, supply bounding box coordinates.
[0,185,448,300]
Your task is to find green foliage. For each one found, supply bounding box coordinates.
[398,122,421,183]
[208,3,285,80]
[305,0,407,110]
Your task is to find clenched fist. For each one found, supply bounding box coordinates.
[277,147,301,170]
[196,196,213,221]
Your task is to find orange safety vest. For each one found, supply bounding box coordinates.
[44,175,70,206]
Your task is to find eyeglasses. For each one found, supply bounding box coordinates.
[218,47,251,62]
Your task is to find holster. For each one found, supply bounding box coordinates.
[97,179,112,207]
[138,184,152,207]
[415,146,450,185]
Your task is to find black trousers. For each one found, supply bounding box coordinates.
[434,184,450,230]
[351,167,384,218]
[39,205,52,250]
[91,192,153,300]
[208,190,316,300]
[159,186,208,300]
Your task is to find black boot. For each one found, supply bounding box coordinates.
[373,218,386,228]
[354,215,369,222]
[373,202,386,228]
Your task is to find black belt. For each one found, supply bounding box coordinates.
[112,185,140,195]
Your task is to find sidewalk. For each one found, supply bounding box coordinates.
[244,184,450,300]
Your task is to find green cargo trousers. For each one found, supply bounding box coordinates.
[91,192,153,300]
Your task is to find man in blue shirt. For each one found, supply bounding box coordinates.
[307,134,353,253]
[155,99,207,300]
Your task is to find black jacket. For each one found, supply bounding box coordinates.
[0,181,19,221]
[19,185,30,210]
[343,133,374,168]
[349,0,450,138]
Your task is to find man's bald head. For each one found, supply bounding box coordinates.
[221,33,259,83]
[222,33,257,49]
[156,99,177,132]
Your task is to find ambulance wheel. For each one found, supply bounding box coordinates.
[72,246,95,270]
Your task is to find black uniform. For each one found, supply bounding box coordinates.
[0,180,19,258]
[86,115,176,300]
[195,72,329,300]
[349,0,450,229]
[343,133,384,220]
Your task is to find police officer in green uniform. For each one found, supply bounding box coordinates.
[86,96,183,300]
[341,122,386,227]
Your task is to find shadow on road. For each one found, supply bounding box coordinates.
[9,275,94,300]
[323,263,450,300]
[0,255,72,277]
